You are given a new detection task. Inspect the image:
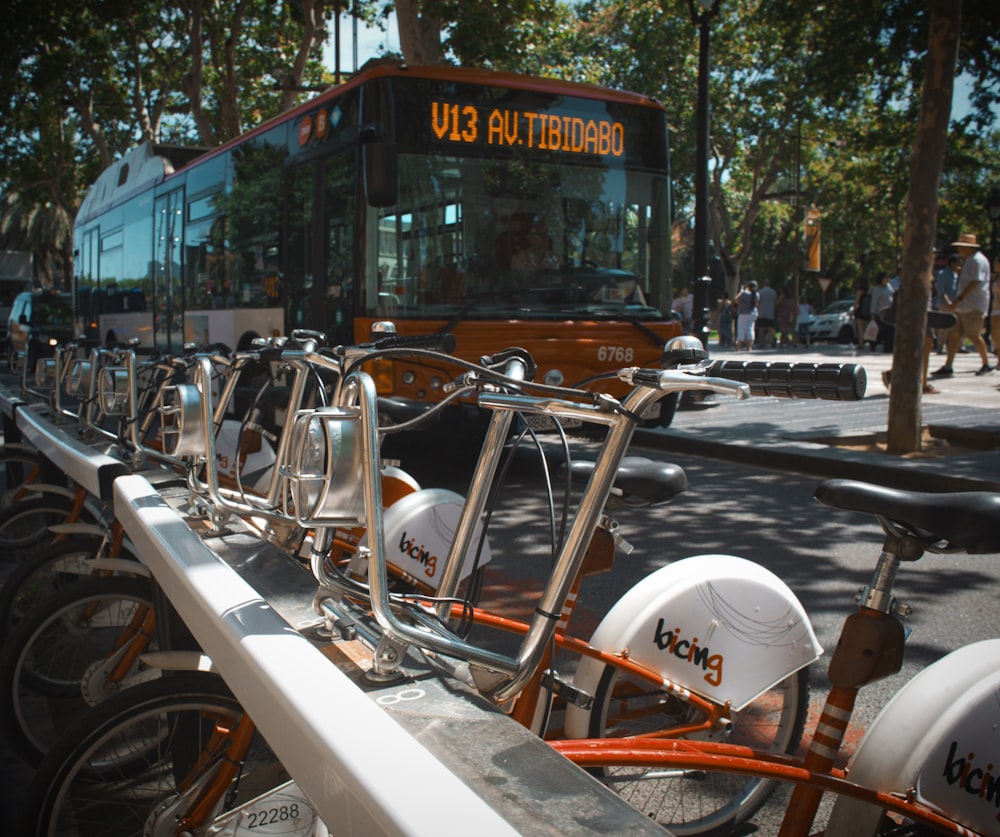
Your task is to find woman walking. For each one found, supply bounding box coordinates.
[735,281,759,351]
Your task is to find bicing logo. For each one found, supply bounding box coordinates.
[652,619,724,687]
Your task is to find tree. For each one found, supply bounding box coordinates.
[0,0,339,283]
[390,1,558,67]
[886,0,960,454]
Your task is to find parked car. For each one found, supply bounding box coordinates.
[6,290,76,373]
[807,299,856,344]
[0,278,34,342]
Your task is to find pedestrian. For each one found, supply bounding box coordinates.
[756,279,777,348]
[796,295,813,346]
[869,272,894,351]
[672,286,693,333]
[853,277,872,347]
[879,303,954,395]
[934,252,961,354]
[716,290,734,347]
[933,233,993,377]
[735,281,758,351]
[775,286,795,348]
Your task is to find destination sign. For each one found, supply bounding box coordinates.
[430,100,625,158]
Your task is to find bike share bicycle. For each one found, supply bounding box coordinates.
[0,327,447,768]
[19,334,996,836]
[11,332,840,828]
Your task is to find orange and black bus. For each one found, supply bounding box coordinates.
[73,61,683,426]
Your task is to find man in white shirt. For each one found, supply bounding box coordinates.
[933,233,993,377]
[756,279,777,348]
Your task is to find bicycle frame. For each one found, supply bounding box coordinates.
[314,365,750,704]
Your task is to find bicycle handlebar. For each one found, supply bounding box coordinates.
[702,360,867,401]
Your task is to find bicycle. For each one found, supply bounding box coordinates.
[23,342,860,827]
[33,336,987,837]
[0,328,449,768]
[552,478,1000,837]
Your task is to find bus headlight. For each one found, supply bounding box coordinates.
[34,358,57,389]
[98,368,131,415]
[67,360,92,396]
[281,407,365,525]
[159,384,206,457]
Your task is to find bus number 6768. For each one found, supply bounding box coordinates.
[597,346,634,363]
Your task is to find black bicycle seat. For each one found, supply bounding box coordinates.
[815,479,1000,553]
[563,456,687,507]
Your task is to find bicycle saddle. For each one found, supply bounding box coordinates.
[815,479,1000,553]
[563,456,687,507]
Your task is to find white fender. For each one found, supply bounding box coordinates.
[826,638,1000,836]
[84,558,150,577]
[47,522,111,538]
[140,651,216,672]
[565,554,821,737]
[22,482,77,501]
[354,488,492,592]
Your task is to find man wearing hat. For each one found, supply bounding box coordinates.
[933,233,993,377]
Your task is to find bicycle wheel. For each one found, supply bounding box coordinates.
[0,576,155,766]
[587,664,809,836]
[0,445,47,509]
[0,495,82,553]
[0,535,135,644]
[19,672,286,837]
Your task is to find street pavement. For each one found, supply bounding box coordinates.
[639,340,1000,492]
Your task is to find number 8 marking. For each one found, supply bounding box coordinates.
[376,687,426,706]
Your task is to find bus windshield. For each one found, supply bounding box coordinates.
[371,154,667,321]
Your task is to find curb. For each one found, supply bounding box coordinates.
[633,428,1000,494]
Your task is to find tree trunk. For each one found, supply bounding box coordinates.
[886,0,960,454]
[395,0,443,65]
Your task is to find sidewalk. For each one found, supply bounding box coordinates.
[636,341,1000,492]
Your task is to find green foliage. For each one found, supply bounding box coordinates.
[1,0,997,293]
[497,0,998,297]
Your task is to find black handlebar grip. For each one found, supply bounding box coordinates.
[370,332,457,353]
[479,347,538,382]
[252,346,284,363]
[703,360,867,401]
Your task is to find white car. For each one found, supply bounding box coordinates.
[807,299,856,343]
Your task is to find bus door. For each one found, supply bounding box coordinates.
[323,151,356,345]
[154,188,184,350]
[284,152,356,344]
[77,228,99,339]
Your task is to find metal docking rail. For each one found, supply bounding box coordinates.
[0,385,670,837]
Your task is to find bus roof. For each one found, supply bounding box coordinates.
[76,142,210,226]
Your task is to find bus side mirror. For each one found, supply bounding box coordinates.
[363,141,398,208]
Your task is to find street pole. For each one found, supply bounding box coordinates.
[987,187,1000,262]
[986,187,1000,349]
[688,0,721,348]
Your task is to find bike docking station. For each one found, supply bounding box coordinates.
[1,381,670,836]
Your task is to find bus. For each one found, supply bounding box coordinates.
[73,61,683,426]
